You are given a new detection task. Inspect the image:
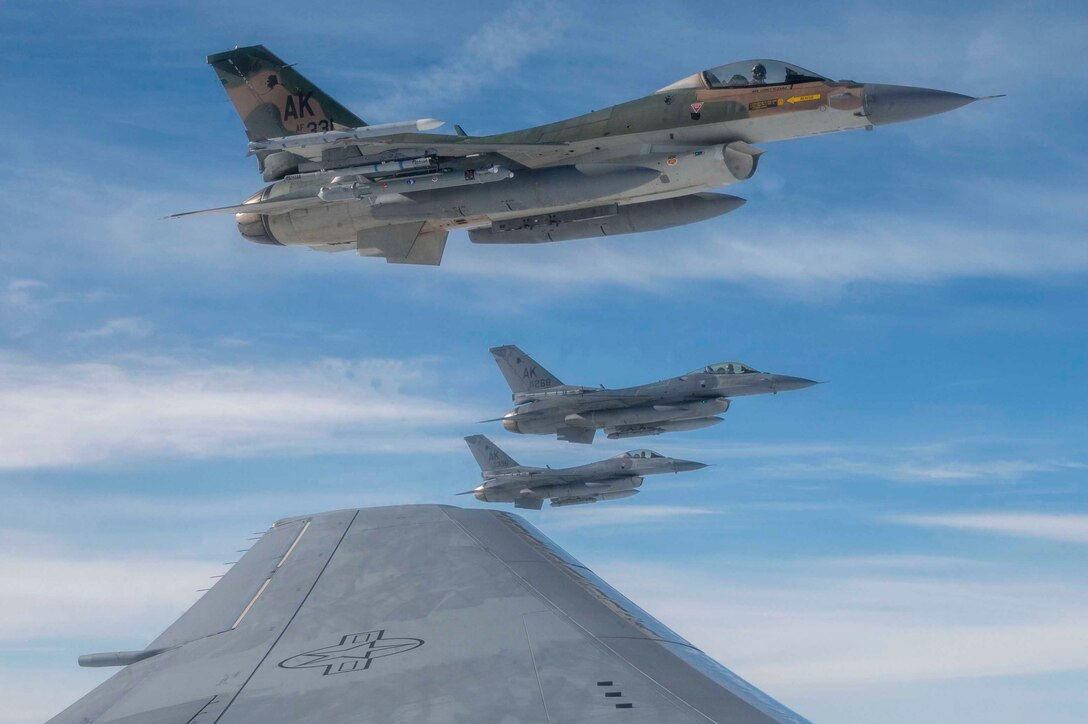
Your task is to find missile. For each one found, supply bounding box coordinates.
[248,118,445,154]
[284,156,435,182]
[318,165,514,203]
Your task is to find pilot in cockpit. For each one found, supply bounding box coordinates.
[751,63,767,85]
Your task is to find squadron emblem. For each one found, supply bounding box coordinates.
[278,630,424,676]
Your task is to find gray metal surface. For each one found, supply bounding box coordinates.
[47,505,809,724]
[463,435,707,507]
[489,345,817,443]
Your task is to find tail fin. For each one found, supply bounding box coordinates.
[207,45,366,141]
[465,435,519,472]
[489,345,565,394]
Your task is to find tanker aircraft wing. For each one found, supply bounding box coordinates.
[49,505,808,724]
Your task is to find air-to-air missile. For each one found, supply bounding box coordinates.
[172,46,1000,265]
[461,435,706,509]
[485,345,817,444]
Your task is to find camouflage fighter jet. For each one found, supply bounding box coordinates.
[172,46,999,265]
[462,434,706,509]
[487,345,816,444]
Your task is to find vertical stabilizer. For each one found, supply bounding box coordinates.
[464,435,519,472]
[207,45,366,141]
[489,345,565,395]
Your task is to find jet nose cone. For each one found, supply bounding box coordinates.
[775,375,819,392]
[502,415,519,434]
[864,84,977,126]
[672,459,708,472]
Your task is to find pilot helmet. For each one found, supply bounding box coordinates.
[751,63,767,81]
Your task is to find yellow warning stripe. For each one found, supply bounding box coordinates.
[787,93,822,104]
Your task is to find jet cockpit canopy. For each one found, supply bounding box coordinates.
[705,60,827,88]
[658,60,827,93]
[700,362,760,375]
[617,449,665,459]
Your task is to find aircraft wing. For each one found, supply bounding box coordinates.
[265,132,572,166]
[48,504,808,724]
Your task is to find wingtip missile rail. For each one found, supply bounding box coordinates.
[246,118,446,155]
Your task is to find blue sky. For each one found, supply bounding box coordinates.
[1,1,1086,722]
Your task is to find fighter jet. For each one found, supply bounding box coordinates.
[462,434,706,509]
[171,45,999,264]
[488,345,816,444]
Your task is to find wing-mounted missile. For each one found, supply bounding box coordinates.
[469,192,745,244]
[315,165,514,203]
[246,118,446,157]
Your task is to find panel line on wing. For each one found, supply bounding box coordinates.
[522,613,555,724]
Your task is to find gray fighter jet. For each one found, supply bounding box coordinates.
[462,434,706,509]
[488,345,816,444]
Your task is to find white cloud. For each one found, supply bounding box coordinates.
[537,504,718,531]
[446,214,1088,292]
[1,279,45,311]
[762,455,1086,484]
[0,668,113,724]
[597,560,1088,692]
[68,316,154,340]
[357,2,565,120]
[641,437,1085,486]
[0,536,212,643]
[0,355,478,469]
[890,513,1088,544]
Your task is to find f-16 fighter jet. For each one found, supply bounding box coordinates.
[462,435,706,509]
[172,46,998,264]
[488,345,816,444]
